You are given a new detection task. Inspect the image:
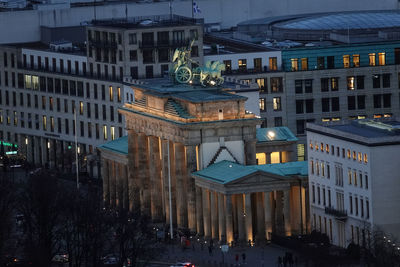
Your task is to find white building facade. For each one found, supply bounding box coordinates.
[307,120,400,248]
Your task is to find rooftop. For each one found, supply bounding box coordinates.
[90,14,203,30]
[98,136,128,155]
[307,119,400,146]
[192,160,308,185]
[256,127,298,143]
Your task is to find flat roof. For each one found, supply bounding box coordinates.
[129,79,248,103]
[307,119,400,146]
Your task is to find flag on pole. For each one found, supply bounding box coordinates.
[193,1,201,14]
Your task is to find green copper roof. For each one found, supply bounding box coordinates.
[98,136,128,155]
[256,127,298,143]
[192,160,308,184]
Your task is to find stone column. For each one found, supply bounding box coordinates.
[256,192,265,240]
[283,190,291,236]
[202,188,211,238]
[244,141,257,165]
[196,186,204,235]
[185,145,197,232]
[162,140,177,226]
[275,191,283,234]
[121,164,129,210]
[218,193,226,241]
[109,160,116,208]
[115,163,124,209]
[174,142,187,228]
[101,158,110,208]
[225,195,234,245]
[137,133,150,216]
[237,194,245,241]
[210,191,218,239]
[42,138,48,167]
[264,191,273,240]
[244,193,253,242]
[305,186,311,233]
[33,136,40,166]
[149,136,163,222]
[128,130,140,212]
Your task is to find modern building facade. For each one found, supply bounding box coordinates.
[307,119,400,248]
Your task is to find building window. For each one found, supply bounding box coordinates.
[369,53,376,66]
[382,74,390,88]
[321,78,329,92]
[274,117,282,126]
[257,78,267,93]
[103,125,107,140]
[373,94,382,108]
[322,98,330,112]
[295,80,303,94]
[128,33,137,44]
[343,55,350,68]
[347,76,355,90]
[353,54,360,67]
[378,52,385,66]
[271,77,283,92]
[356,76,364,89]
[296,100,303,114]
[223,60,232,73]
[254,58,262,72]
[317,57,324,69]
[129,50,137,61]
[305,99,314,113]
[331,77,339,91]
[109,86,113,101]
[42,115,47,130]
[327,56,334,69]
[357,95,366,109]
[331,97,339,111]
[290,58,298,71]
[269,57,277,71]
[79,101,84,115]
[305,79,313,93]
[111,126,115,140]
[383,94,391,108]
[296,120,305,134]
[297,144,305,161]
[349,195,353,214]
[238,59,247,72]
[273,97,281,111]
[348,96,356,110]
[301,58,308,70]
[259,98,266,111]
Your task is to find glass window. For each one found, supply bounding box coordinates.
[238,59,247,72]
[291,58,298,71]
[256,153,266,165]
[378,52,385,66]
[259,98,266,111]
[305,79,313,93]
[301,58,308,70]
[273,97,281,111]
[269,57,277,71]
[343,55,350,68]
[317,57,324,69]
[369,53,376,66]
[353,54,360,67]
[347,76,355,90]
[295,80,303,94]
[331,77,339,91]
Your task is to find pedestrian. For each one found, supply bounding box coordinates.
[242,253,246,264]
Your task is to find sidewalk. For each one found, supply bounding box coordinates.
[159,240,302,267]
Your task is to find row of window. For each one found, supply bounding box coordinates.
[290,51,387,71]
[0,110,121,141]
[312,214,333,241]
[255,77,283,93]
[309,142,368,164]
[349,194,370,219]
[259,97,281,112]
[224,57,278,73]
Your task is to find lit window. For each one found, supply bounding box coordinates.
[384,113,392,118]
[42,115,47,130]
[117,87,121,102]
[256,153,266,165]
[309,141,313,150]
[347,149,351,159]
[353,54,360,67]
[325,144,329,153]
[32,76,39,90]
[238,59,247,71]
[332,117,340,121]
[315,143,319,151]
[311,160,314,175]
[348,170,352,184]
[363,154,368,163]
[297,144,305,161]
[358,152,362,162]
[270,151,280,164]
[259,98,266,111]
[347,76,355,90]
[111,126,115,140]
[79,101,84,115]
[109,86,113,101]
[273,97,281,111]
[369,53,376,66]
[320,143,324,152]
[378,52,385,66]
[374,114,382,119]
[353,151,356,160]
[343,55,350,68]
[301,58,308,70]
[25,75,32,89]
[103,125,107,140]
[269,57,277,71]
[13,111,17,126]
[358,115,366,120]
[291,58,298,71]
[353,171,357,186]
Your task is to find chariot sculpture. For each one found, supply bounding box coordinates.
[171,40,225,86]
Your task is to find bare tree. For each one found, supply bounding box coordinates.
[61,188,110,267]
[17,170,65,267]
[0,176,15,265]
[109,209,162,267]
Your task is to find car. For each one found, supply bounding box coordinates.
[52,253,69,263]
[169,262,194,267]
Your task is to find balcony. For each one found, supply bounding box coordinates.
[325,206,347,221]
[89,39,117,49]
